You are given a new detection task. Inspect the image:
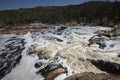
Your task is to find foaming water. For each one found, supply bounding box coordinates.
[1,26,120,80]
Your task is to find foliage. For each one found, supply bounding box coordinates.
[0,1,120,27]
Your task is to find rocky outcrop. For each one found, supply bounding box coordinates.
[45,67,67,80]
[89,59,120,75]
[55,26,67,35]
[65,72,120,80]
[36,62,67,80]
[88,35,107,49]
[96,29,116,37]
[114,25,120,36]
[95,24,120,37]
[0,37,25,79]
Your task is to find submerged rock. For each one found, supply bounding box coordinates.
[89,59,120,75]
[0,37,25,79]
[65,72,120,80]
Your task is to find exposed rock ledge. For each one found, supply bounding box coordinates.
[96,24,120,37]
[65,72,120,80]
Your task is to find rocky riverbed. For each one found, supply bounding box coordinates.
[0,25,120,80]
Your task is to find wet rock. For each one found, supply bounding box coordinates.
[34,62,43,68]
[57,26,67,32]
[45,68,66,80]
[118,54,120,57]
[36,63,67,80]
[96,25,120,37]
[89,59,120,75]
[65,72,120,80]
[115,26,120,36]
[101,30,116,37]
[43,36,63,42]
[55,26,67,35]
[54,37,63,42]
[89,35,107,49]
[0,37,25,79]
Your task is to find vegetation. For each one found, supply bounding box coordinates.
[0,1,120,27]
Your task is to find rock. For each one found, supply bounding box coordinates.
[88,35,107,49]
[36,63,67,80]
[96,30,116,37]
[45,68,67,80]
[0,37,25,79]
[115,27,120,36]
[34,62,43,68]
[65,72,120,80]
[54,37,63,42]
[54,26,67,35]
[89,59,120,75]
[96,24,120,37]
[117,52,120,57]
[57,26,67,32]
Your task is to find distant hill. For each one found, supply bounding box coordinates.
[0,1,120,27]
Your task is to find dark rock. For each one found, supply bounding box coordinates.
[110,44,114,47]
[43,36,63,42]
[54,37,63,42]
[36,63,67,80]
[55,26,67,35]
[65,72,120,80]
[57,26,67,32]
[89,35,107,49]
[34,62,43,68]
[37,64,63,76]
[0,37,25,79]
[89,59,120,75]
[118,54,120,57]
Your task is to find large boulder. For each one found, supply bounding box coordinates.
[36,63,67,80]
[88,35,107,49]
[89,59,120,75]
[65,72,120,80]
[95,29,116,37]
[96,25,120,37]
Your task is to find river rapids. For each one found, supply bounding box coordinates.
[0,25,120,80]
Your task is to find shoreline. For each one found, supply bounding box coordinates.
[0,23,119,35]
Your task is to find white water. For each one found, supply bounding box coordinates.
[1,26,120,80]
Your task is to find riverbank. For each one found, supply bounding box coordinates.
[0,23,120,35]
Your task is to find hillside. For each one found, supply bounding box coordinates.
[0,1,120,27]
